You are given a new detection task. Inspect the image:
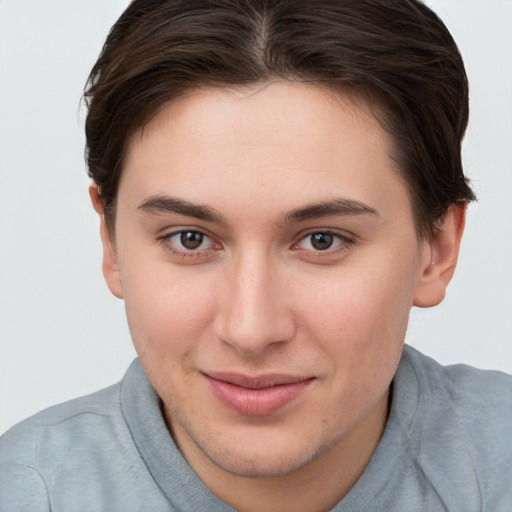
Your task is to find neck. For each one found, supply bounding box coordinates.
[168,389,390,512]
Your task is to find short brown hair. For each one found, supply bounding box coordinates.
[84,0,475,238]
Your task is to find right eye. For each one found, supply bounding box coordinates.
[170,230,211,250]
[156,228,223,263]
[161,229,216,253]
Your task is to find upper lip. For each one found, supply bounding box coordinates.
[203,371,314,389]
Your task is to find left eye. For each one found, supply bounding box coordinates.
[297,231,345,251]
[168,230,213,251]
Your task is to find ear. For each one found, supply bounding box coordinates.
[89,184,123,299]
[413,205,466,308]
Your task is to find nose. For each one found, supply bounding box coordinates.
[213,249,296,357]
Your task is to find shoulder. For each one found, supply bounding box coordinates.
[0,360,173,511]
[402,345,512,446]
[397,346,512,508]
[0,381,122,462]
[0,382,123,512]
[402,344,512,421]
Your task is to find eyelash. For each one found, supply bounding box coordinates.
[157,229,354,260]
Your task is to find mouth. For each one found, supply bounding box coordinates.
[202,371,315,416]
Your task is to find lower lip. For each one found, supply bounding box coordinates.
[204,376,313,416]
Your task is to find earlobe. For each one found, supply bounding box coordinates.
[89,184,124,299]
[413,205,466,308]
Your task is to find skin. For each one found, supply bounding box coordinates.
[91,81,465,512]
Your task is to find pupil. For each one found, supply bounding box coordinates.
[311,232,333,250]
[180,231,203,249]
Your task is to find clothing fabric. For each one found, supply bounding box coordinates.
[0,345,511,512]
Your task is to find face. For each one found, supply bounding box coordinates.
[103,82,437,478]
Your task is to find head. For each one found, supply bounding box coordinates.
[84,0,474,496]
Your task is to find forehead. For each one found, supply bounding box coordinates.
[129,81,389,161]
[120,81,411,222]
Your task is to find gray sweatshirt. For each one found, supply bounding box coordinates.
[1,345,511,511]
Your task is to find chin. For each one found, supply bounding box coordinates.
[197,429,334,479]
[207,449,317,479]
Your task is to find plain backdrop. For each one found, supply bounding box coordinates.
[1,0,511,435]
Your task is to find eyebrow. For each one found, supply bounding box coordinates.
[137,194,379,225]
[137,195,227,224]
[283,198,379,224]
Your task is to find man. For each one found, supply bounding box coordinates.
[1,1,511,511]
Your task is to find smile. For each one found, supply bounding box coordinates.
[202,372,314,416]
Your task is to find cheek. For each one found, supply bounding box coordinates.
[120,260,217,360]
[293,261,416,364]
[121,266,220,404]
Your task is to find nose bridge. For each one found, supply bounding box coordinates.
[214,244,294,355]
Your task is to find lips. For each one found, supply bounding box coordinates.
[203,371,314,416]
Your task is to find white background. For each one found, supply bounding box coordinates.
[1,0,511,435]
